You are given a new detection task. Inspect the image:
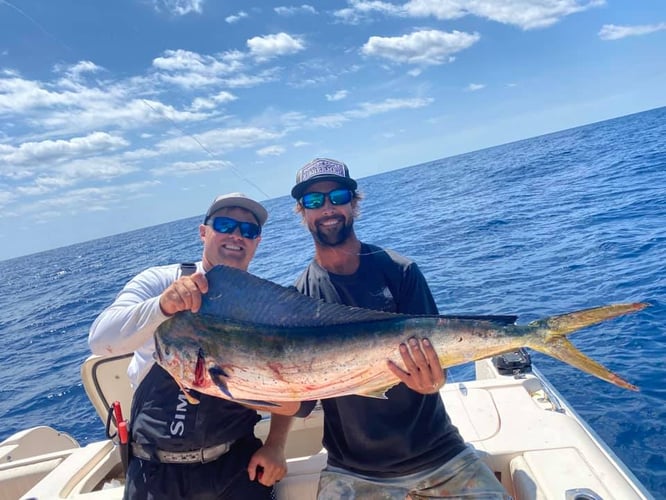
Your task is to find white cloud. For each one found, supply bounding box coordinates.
[57,157,138,182]
[0,76,75,114]
[334,1,402,23]
[221,69,282,88]
[0,190,17,209]
[189,91,237,111]
[311,96,433,127]
[0,132,128,169]
[462,0,606,29]
[247,33,306,61]
[336,0,605,30]
[152,0,204,16]
[16,176,76,196]
[0,71,210,139]
[466,83,485,91]
[311,114,349,128]
[16,181,161,220]
[326,90,349,101]
[275,5,317,16]
[361,29,480,66]
[401,0,466,19]
[349,97,433,117]
[155,126,283,155]
[598,23,666,40]
[153,45,277,90]
[279,111,309,130]
[152,49,246,86]
[5,154,139,200]
[257,145,286,156]
[57,60,104,82]
[40,98,207,134]
[226,11,248,23]
[151,159,232,176]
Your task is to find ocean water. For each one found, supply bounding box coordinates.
[1,107,664,496]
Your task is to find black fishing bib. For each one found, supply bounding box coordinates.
[130,363,260,452]
[129,263,259,452]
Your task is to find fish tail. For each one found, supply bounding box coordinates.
[526,302,649,391]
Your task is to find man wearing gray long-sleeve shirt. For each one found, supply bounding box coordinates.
[89,193,298,500]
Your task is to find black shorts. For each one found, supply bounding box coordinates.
[123,435,274,500]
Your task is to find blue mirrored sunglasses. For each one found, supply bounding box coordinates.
[207,216,261,239]
[300,188,353,210]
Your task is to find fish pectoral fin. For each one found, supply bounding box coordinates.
[208,366,233,399]
[206,366,282,407]
[359,392,388,399]
[172,378,200,405]
[357,384,397,399]
[230,398,282,408]
[182,390,200,405]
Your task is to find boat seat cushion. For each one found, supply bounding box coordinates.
[510,448,610,499]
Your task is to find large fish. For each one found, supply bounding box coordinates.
[154,265,647,404]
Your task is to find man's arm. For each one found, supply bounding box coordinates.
[88,267,173,356]
[246,414,294,486]
[89,265,207,356]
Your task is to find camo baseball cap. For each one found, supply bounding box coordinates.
[291,158,358,200]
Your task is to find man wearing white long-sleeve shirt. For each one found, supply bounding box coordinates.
[89,193,297,500]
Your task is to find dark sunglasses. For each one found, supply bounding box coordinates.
[300,188,353,210]
[206,216,261,239]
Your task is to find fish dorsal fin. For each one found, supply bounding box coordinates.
[198,266,520,329]
[200,265,403,327]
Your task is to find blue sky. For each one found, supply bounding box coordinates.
[1,0,664,260]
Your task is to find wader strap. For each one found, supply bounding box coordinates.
[180,262,197,276]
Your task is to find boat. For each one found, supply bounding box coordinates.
[1,351,654,500]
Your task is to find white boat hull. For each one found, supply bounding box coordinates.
[0,355,654,499]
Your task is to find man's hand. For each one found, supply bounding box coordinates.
[387,337,446,394]
[247,443,287,486]
[159,272,208,316]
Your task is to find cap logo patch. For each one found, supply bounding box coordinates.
[298,159,346,183]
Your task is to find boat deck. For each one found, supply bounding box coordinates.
[1,357,653,500]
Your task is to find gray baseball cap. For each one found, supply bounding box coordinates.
[203,192,268,226]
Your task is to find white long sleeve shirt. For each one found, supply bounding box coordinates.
[88,261,203,387]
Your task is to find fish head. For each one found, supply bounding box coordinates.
[153,329,201,386]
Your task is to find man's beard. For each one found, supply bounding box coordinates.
[313,217,353,247]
